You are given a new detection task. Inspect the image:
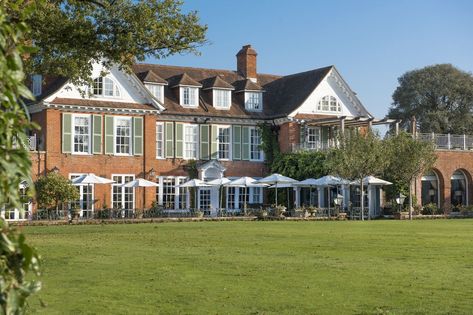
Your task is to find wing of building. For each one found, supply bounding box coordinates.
[19,44,394,220]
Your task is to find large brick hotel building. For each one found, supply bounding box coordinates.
[16,45,472,220]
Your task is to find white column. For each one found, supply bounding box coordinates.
[318,187,324,208]
[368,185,375,218]
[294,187,300,208]
[342,184,350,210]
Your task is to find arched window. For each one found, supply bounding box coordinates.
[93,77,120,97]
[317,96,341,112]
[451,170,468,207]
[421,171,439,207]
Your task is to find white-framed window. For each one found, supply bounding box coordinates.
[180,86,198,107]
[250,187,263,204]
[199,188,211,210]
[72,114,91,154]
[249,127,263,161]
[114,117,132,155]
[70,173,94,218]
[184,124,198,159]
[213,89,231,109]
[31,74,42,96]
[227,187,237,209]
[306,127,321,149]
[317,95,341,112]
[112,175,135,212]
[145,83,164,103]
[156,176,188,210]
[93,77,121,97]
[156,122,164,159]
[217,126,231,160]
[245,92,262,111]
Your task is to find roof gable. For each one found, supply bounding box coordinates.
[288,67,371,118]
[138,70,167,84]
[169,73,203,88]
[201,76,234,90]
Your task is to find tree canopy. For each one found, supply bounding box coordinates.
[327,130,386,220]
[388,64,473,134]
[17,0,207,83]
[35,173,79,210]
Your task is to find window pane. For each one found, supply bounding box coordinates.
[184,125,198,159]
[115,118,131,154]
[250,128,262,160]
[218,127,230,159]
[73,116,90,153]
[156,123,164,158]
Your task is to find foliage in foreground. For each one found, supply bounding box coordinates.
[23,0,207,85]
[0,2,41,313]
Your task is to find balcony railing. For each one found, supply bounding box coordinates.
[291,140,336,152]
[417,133,473,151]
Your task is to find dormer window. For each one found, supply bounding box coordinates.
[180,86,198,107]
[93,77,120,97]
[213,89,231,109]
[245,92,262,111]
[317,95,341,112]
[145,83,164,103]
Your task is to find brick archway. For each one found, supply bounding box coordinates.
[450,168,472,207]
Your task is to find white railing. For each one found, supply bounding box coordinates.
[291,140,336,152]
[417,133,473,151]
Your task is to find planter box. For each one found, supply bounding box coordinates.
[394,212,410,220]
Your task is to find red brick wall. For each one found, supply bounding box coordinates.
[279,122,300,153]
[414,150,473,210]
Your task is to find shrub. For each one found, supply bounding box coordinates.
[421,203,443,215]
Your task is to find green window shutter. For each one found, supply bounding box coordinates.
[165,122,174,158]
[211,125,218,159]
[62,113,72,153]
[232,125,241,160]
[133,116,143,155]
[175,122,184,158]
[105,116,114,154]
[92,115,102,154]
[200,124,209,160]
[300,124,307,145]
[242,126,250,160]
[321,126,329,143]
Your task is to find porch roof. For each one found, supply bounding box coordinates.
[292,116,399,127]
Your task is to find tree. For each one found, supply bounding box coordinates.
[388,64,473,134]
[0,3,41,312]
[384,132,437,219]
[327,131,386,220]
[35,173,80,212]
[21,0,207,84]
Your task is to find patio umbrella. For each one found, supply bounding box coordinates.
[313,175,349,216]
[349,176,392,220]
[350,176,392,186]
[178,179,210,209]
[226,177,268,211]
[71,173,115,214]
[121,178,159,211]
[256,174,297,206]
[207,178,231,210]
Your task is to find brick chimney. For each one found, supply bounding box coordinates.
[236,45,257,82]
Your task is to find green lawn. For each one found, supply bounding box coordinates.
[23,220,473,314]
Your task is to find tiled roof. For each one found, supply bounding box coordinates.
[233,79,264,92]
[169,73,202,88]
[201,76,235,90]
[136,70,167,84]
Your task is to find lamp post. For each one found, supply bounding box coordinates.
[395,193,406,213]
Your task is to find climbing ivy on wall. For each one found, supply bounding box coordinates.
[272,151,329,180]
[258,123,281,168]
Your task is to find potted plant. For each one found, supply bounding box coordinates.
[195,209,204,218]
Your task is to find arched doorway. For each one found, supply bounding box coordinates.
[451,170,468,207]
[421,171,440,207]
